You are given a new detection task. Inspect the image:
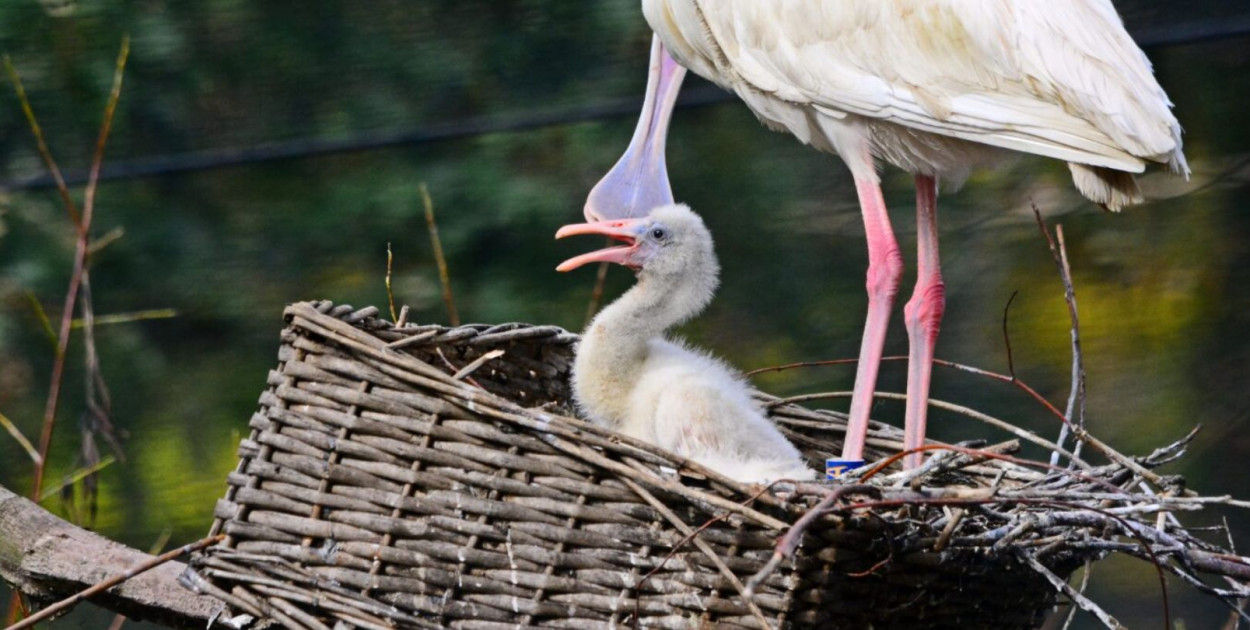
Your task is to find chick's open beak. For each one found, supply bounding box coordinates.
[555,218,649,272]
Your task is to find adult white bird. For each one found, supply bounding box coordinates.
[585,1,1189,469]
[556,203,817,483]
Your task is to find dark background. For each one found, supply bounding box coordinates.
[1,1,1248,627]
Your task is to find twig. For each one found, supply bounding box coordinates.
[744,484,881,595]
[0,411,40,464]
[632,481,781,626]
[748,355,1072,431]
[1059,560,1093,630]
[450,349,505,381]
[86,226,125,256]
[385,242,397,323]
[419,183,458,326]
[4,534,224,630]
[1071,426,1190,495]
[27,36,130,502]
[2,56,80,228]
[621,477,775,630]
[22,291,57,350]
[1002,290,1020,377]
[37,455,117,502]
[434,348,485,390]
[79,272,126,495]
[840,495,1175,626]
[384,330,438,349]
[1022,553,1124,630]
[1033,206,1087,465]
[107,529,174,630]
[766,390,1088,467]
[71,309,178,329]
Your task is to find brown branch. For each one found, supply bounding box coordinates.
[0,484,225,629]
[385,242,397,323]
[1002,290,1020,377]
[28,37,130,501]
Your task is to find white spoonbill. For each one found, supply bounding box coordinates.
[585,2,1189,469]
[556,204,817,483]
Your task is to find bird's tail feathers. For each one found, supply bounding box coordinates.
[1067,163,1143,212]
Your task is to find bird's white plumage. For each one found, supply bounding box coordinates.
[643,0,1187,205]
[569,204,816,483]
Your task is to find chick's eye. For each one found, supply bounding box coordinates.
[651,227,668,241]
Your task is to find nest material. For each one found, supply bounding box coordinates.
[186,301,1248,630]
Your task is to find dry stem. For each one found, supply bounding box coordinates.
[27,37,129,502]
[419,183,459,326]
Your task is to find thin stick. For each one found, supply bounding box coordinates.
[37,455,117,502]
[1033,206,1087,465]
[22,291,57,350]
[450,349,505,381]
[621,478,775,630]
[1023,553,1124,629]
[2,56,80,228]
[748,355,1071,427]
[434,347,485,390]
[28,37,129,501]
[385,242,397,323]
[744,484,881,595]
[107,529,174,630]
[0,411,40,464]
[1056,224,1087,456]
[633,481,780,624]
[419,183,458,326]
[4,534,223,630]
[86,226,125,256]
[1060,561,1095,630]
[1002,290,1020,377]
[767,390,1088,466]
[71,309,178,329]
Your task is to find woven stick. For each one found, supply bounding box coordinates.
[620,477,775,630]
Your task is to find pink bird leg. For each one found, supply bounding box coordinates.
[902,175,944,469]
[839,176,903,464]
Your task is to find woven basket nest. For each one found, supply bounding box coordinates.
[184,300,1247,630]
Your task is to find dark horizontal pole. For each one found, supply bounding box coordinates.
[1,18,1246,193]
[0,84,732,192]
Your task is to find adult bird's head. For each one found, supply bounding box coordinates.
[556,203,718,282]
[582,36,687,223]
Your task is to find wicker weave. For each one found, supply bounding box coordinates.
[188,301,1085,629]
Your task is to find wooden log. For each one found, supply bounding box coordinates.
[0,483,226,628]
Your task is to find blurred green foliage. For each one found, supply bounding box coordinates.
[0,2,1248,628]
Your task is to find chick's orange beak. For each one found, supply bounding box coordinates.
[554,218,648,272]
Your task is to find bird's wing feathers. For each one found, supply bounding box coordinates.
[675,0,1184,171]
